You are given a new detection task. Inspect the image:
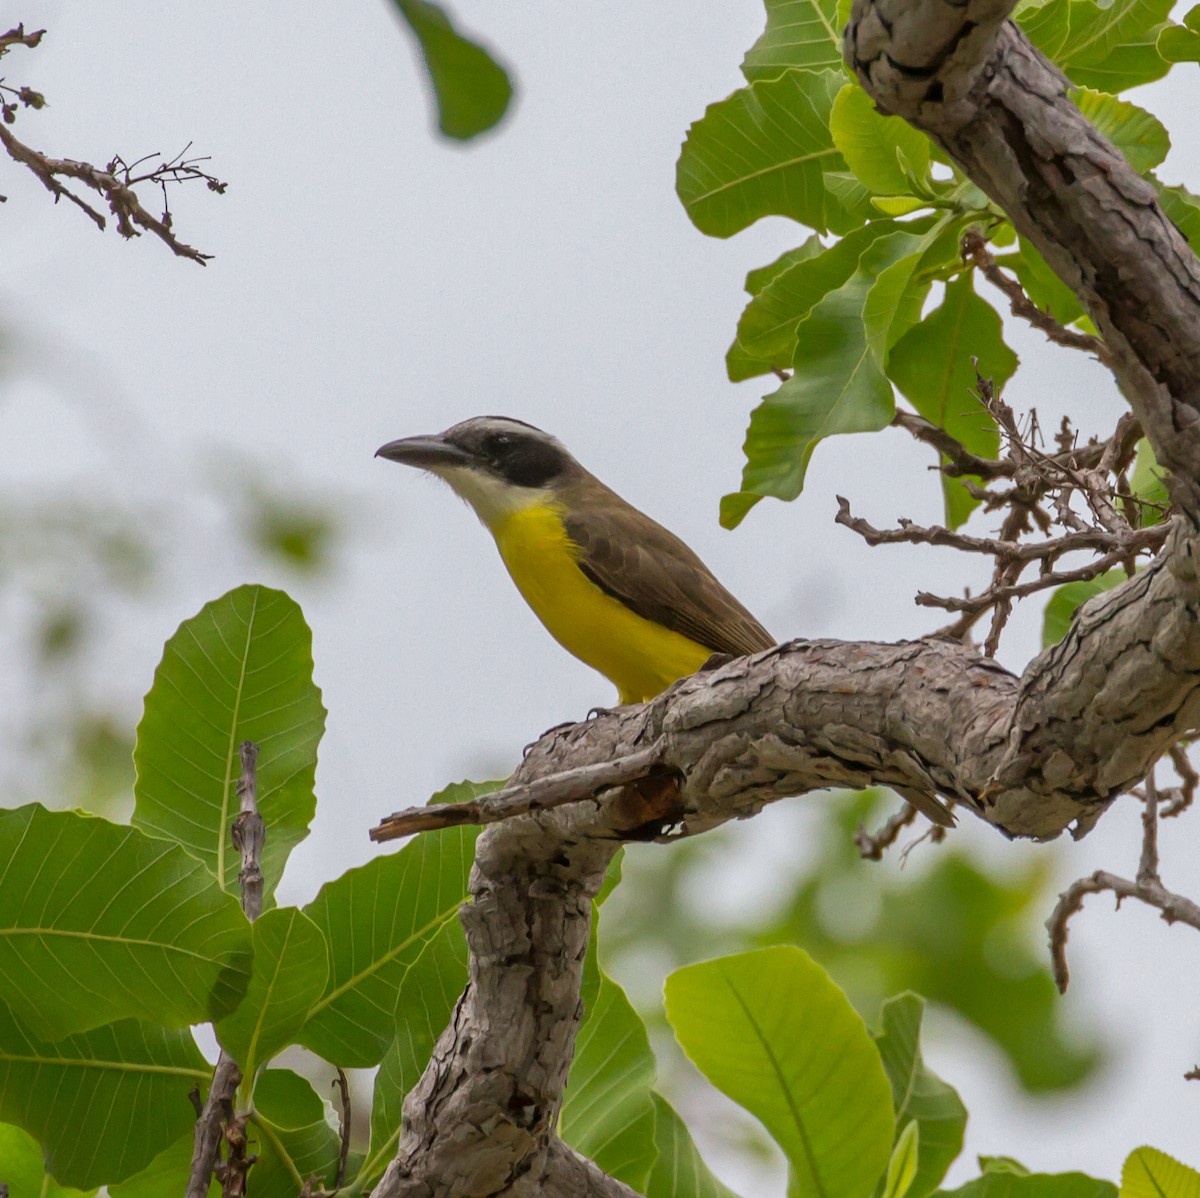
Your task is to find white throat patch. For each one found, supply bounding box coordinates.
[433,465,548,530]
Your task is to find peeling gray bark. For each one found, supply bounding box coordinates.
[375,7,1200,1194]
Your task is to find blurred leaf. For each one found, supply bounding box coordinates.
[1121,1147,1200,1198]
[888,273,1018,528]
[1156,182,1200,255]
[830,84,930,195]
[1071,88,1169,172]
[940,1172,1117,1198]
[884,1121,921,1198]
[981,1158,1032,1177]
[133,584,326,902]
[0,1123,97,1198]
[108,1135,216,1198]
[665,946,894,1198]
[561,915,658,1190]
[1129,437,1169,525]
[363,918,469,1187]
[1056,0,1174,90]
[298,782,491,1066]
[1004,238,1084,326]
[874,994,967,1198]
[1158,6,1200,61]
[215,906,329,1081]
[677,69,845,238]
[741,0,845,81]
[1042,571,1126,647]
[723,228,931,527]
[0,1008,208,1189]
[644,1094,743,1198]
[248,1069,341,1198]
[391,0,513,140]
[0,804,250,1040]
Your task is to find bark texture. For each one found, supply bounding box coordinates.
[376,5,1200,1193]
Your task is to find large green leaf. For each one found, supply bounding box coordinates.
[1071,88,1169,172]
[1129,438,1169,525]
[0,1007,209,1189]
[723,229,930,528]
[560,943,658,1191]
[830,84,930,196]
[644,1094,743,1198]
[390,0,514,140]
[1121,1147,1200,1198]
[247,1069,341,1198]
[108,1135,216,1198]
[1041,571,1126,647]
[888,272,1018,527]
[1057,0,1175,90]
[873,994,967,1198]
[940,1172,1117,1198]
[1156,182,1200,255]
[741,0,845,81]
[664,946,894,1198]
[298,787,486,1066]
[363,919,469,1187]
[0,1123,97,1198]
[677,69,845,238]
[133,584,326,901]
[215,905,329,1082]
[0,804,250,1039]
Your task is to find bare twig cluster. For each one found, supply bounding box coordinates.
[1047,764,1200,998]
[0,25,224,263]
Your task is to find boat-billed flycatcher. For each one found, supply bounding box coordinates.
[376,416,775,704]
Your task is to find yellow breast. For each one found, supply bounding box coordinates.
[492,502,713,704]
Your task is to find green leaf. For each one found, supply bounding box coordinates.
[1158,7,1200,61]
[830,84,930,195]
[677,69,845,238]
[1057,0,1174,91]
[735,220,924,369]
[884,1122,920,1198]
[1156,181,1200,255]
[0,1123,97,1198]
[248,1069,341,1198]
[871,196,929,215]
[664,946,894,1198]
[980,1158,1032,1177]
[215,906,329,1082]
[298,785,488,1066]
[0,1008,209,1189]
[887,273,1018,528]
[873,994,967,1198]
[1004,238,1084,326]
[1071,88,1169,172]
[1018,0,1072,59]
[0,804,251,1039]
[741,0,845,81]
[363,918,469,1187]
[1041,571,1126,647]
[108,1135,216,1198]
[723,228,931,527]
[940,1172,1117,1198]
[391,0,514,140]
[1129,437,1169,525]
[746,237,826,295]
[133,584,326,902]
[644,1094,743,1198]
[1121,1147,1200,1198]
[561,929,658,1190]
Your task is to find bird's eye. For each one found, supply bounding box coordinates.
[489,433,512,452]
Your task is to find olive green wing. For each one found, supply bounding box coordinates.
[563,503,775,658]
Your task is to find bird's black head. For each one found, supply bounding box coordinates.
[377,416,578,489]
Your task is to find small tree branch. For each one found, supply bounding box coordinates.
[333,1068,351,1191]
[855,802,919,860]
[187,742,263,1198]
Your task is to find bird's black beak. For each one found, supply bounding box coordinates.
[375,435,472,470]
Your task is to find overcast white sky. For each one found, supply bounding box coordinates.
[3,0,1200,1190]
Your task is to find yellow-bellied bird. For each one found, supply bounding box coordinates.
[376,417,775,704]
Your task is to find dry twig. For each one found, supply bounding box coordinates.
[333,1068,352,1190]
[855,802,918,860]
[1046,770,1200,993]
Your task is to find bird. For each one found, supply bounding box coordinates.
[375,416,775,705]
